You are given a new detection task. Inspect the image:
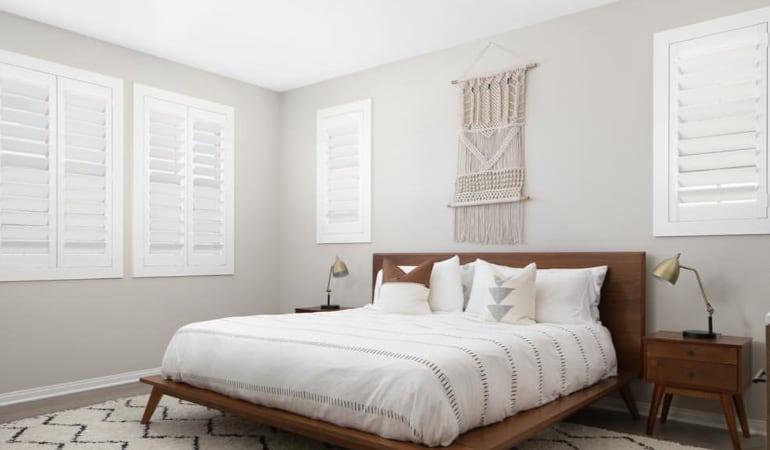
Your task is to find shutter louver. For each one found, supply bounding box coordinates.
[189,109,227,266]
[669,24,768,222]
[316,99,371,244]
[58,78,113,267]
[325,123,361,224]
[0,63,56,269]
[142,98,187,267]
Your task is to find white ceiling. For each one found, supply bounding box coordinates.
[0,0,616,92]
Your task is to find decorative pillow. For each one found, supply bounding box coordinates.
[378,258,434,314]
[373,256,464,312]
[465,259,607,324]
[383,258,432,286]
[468,260,536,324]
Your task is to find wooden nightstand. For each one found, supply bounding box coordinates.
[294,306,355,313]
[644,331,752,450]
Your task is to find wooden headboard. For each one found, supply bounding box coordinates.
[372,252,646,376]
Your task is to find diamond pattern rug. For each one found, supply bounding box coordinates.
[0,394,712,449]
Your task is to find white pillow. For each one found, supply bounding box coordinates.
[535,267,607,324]
[469,260,536,324]
[464,259,607,324]
[377,282,432,315]
[460,260,476,310]
[373,256,464,312]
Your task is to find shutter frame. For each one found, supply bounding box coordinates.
[0,49,123,281]
[316,99,372,244]
[654,6,770,236]
[133,84,234,277]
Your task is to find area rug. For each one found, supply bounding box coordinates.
[0,394,713,449]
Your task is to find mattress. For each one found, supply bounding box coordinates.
[161,307,617,447]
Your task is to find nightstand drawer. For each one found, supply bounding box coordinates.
[646,340,737,365]
[646,358,737,391]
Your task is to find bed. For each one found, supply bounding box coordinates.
[140,251,645,450]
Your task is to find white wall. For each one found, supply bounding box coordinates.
[0,12,282,393]
[279,0,770,423]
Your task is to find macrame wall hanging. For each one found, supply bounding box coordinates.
[448,48,535,245]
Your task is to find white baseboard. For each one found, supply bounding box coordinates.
[592,396,766,436]
[0,367,160,407]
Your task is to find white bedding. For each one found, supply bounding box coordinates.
[161,307,617,447]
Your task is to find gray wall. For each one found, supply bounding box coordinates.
[279,0,770,423]
[0,12,282,393]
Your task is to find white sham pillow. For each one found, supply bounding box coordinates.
[377,282,432,315]
[373,256,464,312]
[464,259,607,324]
[469,260,536,324]
[535,267,607,324]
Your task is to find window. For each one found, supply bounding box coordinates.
[653,7,770,236]
[316,99,371,244]
[0,50,123,281]
[133,84,234,277]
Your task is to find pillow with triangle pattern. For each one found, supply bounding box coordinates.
[469,259,536,324]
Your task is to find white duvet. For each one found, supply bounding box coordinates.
[161,307,617,447]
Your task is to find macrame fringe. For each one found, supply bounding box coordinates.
[454,201,523,245]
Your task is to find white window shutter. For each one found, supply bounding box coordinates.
[188,107,232,268]
[0,62,56,272]
[316,99,371,244]
[0,50,123,281]
[133,84,234,277]
[654,7,770,236]
[138,97,188,268]
[57,77,115,268]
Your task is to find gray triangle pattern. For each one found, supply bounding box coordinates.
[494,274,514,286]
[486,304,513,322]
[488,287,514,304]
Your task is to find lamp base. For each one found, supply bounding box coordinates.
[320,304,340,310]
[682,329,719,339]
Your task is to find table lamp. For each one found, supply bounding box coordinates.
[652,253,717,339]
[322,256,349,310]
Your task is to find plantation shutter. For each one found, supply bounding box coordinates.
[133,84,233,277]
[316,99,371,244]
[57,77,115,267]
[670,24,768,222]
[654,7,770,236]
[188,108,229,266]
[0,63,56,269]
[140,97,188,268]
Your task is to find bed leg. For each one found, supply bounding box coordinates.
[141,387,163,424]
[619,383,640,419]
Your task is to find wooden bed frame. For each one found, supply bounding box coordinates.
[140,251,646,450]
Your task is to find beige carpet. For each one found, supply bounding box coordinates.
[0,394,713,449]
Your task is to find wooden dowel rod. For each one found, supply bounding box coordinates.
[451,63,537,85]
[446,196,531,208]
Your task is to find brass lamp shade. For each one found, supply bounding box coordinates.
[652,254,681,285]
[652,253,717,339]
[331,257,349,278]
[323,256,349,310]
